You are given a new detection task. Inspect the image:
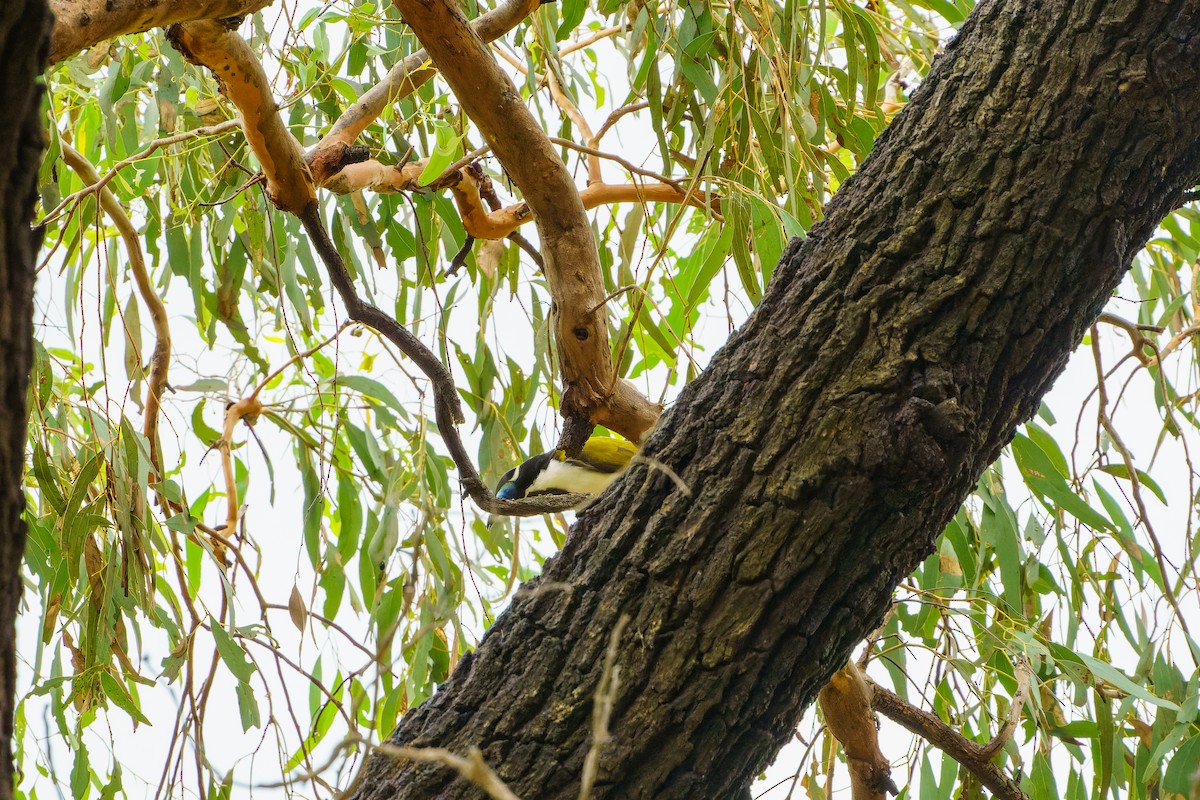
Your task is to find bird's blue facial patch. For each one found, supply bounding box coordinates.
[496,482,520,500]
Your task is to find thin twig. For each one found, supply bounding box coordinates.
[978,655,1031,759]
[299,202,584,516]
[1089,327,1190,634]
[548,136,683,189]
[579,614,630,800]
[59,143,175,507]
[558,24,628,56]
[592,101,650,146]
[377,744,522,800]
[545,67,601,184]
[42,119,242,226]
[249,321,352,401]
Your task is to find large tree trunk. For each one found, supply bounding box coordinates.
[351,0,1200,797]
[0,2,49,798]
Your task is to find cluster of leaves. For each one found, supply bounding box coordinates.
[18,0,1200,798]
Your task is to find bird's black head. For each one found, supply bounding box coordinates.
[494,452,553,500]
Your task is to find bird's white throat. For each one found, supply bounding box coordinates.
[526,458,623,497]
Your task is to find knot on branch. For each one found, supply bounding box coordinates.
[308,142,373,186]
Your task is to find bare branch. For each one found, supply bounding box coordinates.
[376,744,521,800]
[59,142,174,504]
[869,673,1031,800]
[979,656,1032,760]
[559,24,627,57]
[545,67,601,185]
[578,615,630,800]
[593,101,649,145]
[49,0,273,64]
[818,660,897,800]
[214,395,263,553]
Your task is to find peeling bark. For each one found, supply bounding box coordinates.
[0,2,48,798]
[347,0,1200,797]
[48,0,272,64]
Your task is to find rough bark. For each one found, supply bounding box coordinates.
[0,2,48,798]
[348,0,1200,798]
[48,0,272,65]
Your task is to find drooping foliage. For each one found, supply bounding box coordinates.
[21,0,1200,797]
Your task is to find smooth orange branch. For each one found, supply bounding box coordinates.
[391,0,660,446]
[167,19,315,214]
[48,0,275,65]
[581,182,720,215]
[215,395,263,547]
[446,171,532,239]
[819,660,897,800]
[558,23,627,56]
[545,67,601,185]
[447,176,714,242]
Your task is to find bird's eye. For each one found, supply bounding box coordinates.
[496,482,520,500]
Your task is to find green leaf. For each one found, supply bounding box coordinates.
[979,479,1022,613]
[417,120,463,186]
[61,454,101,539]
[210,623,256,683]
[1163,735,1200,795]
[100,671,151,726]
[1076,652,1179,711]
[336,375,410,421]
[71,740,90,800]
[99,762,123,800]
[300,447,324,567]
[234,679,261,732]
[33,443,66,514]
[556,0,587,40]
[1023,752,1059,800]
[1012,434,1112,531]
[1097,463,1168,505]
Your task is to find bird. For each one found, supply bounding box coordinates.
[494,436,638,500]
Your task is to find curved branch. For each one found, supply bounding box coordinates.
[579,182,719,215]
[445,171,714,242]
[49,0,274,65]
[321,158,429,195]
[214,395,261,552]
[545,67,601,185]
[392,0,661,446]
[298,202,585,517]
[59,143,174,500]
[166,18,315,214]
[818,661,897,800]
[869,671,1031,800]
